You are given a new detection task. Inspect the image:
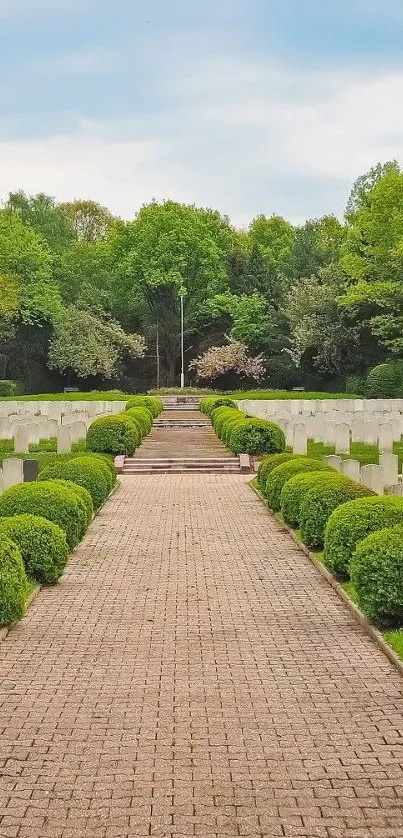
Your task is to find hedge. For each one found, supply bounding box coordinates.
[0,380,21,397]
[257,453,301,491]
[39,479,92,537]
[323,496,403,578]
[74,454,116,492]
[0,481,85,549]
[39,457,109,511]
[126,395,163,417]
[351,525,403,624]
[280,471,341,528]
[211,407,240,437]
[265,458,332,511]
[0,537,27,627]
[124,406,153,435]
[300,476,374,548]
[0,515,68,585]
[200,396,238,416]
[365,361,403,399]
[86,414,139,455]
[228,419,285,456]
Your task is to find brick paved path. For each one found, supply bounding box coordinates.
[1,475,403,838]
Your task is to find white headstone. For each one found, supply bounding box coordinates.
[57,426,72,453]
[13,425,29,454]
[386,484,403,497]
[377,424,395,453]
[2,458,24,491]
[379,452,399,487]
[335,423,350,454]
[293,423,307,455]
[324,455,343,472]
[340,459,361,482]
[68,421,87,443]
[360,464,385,495]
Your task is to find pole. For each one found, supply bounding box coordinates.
[180,294,185,389]
[156,321,160,390]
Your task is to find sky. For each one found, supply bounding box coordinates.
[0,0,402,226]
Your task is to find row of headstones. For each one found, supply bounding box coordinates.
[237,398,403,416]
[0,413,106,442]
[0,400,126,419]
[10,423,85,454]
[323,453,402,496]
[290,421,399,454]
[0,459,38,495]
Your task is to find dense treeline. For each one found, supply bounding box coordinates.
[0,160,402,393]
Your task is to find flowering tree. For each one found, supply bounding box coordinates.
[189,339,264,382]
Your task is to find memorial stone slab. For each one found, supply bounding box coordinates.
[340,459,361,482]
[14,425,29,454]
[23,459,39,482]
[361,464,385,495]
[2,458,24,490]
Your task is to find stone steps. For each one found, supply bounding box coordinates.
[122,456,242,474]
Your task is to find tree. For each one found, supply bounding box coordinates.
[290,215,346,281]
[345,160,400,219]
[55,240,114,306]
[59,200,115,242]
[5,191,76,253]
[249,214,295,271]
[48,306,145,379]
[107,200,236,384]
[189,339,264,382]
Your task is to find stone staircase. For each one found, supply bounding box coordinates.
[122,456,244,474]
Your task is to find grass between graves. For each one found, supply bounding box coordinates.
[0,389,359,402]
[250,477,403,666]
[0,391,128,402]
[228,390,358,400]
[306,439,403,471]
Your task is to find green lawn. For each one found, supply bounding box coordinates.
[306,439,403,471]
[229,390,357,400]
[0,391,128,402]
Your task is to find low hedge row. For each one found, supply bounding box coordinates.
[0,453,118,627]
[257,451,403,626]
[126,395,163,417]
[85,397,158,456]
[200,396,238,416]
[210,405,285,456]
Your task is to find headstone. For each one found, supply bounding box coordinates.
[386,484,403,497]
[377,424,394,453]
[362,421,378,445]
[2,458,24,491]
[379,452,399,487]
[340,459,361,482]
[57,426,72,453]
[14,425,29,454]
[293,423,307,455]
[68,421,87,443]
[23,459,39,482]
[324,455,342,472]
[323,422,336,446]
[335,423,350,454]
[360,464,385,495]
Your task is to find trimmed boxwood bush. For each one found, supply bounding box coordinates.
[86,415,139,455]
[124,407,153,435]
[324,496,403,578]
[365,361,403,399]
[39,458,108,511]
[200,396,238,416]
[257,453,301,491]
[48,479,93,533]
[228,419,285,456]
[351,525,403,624]
[211,407,240,437]
[0,482,84,549]
[126,395,162,417]
[300,477,374,549]
[74,454,115,492]
[281,471,341,527]
[0,537,27,626]
[222,417,245,446]
[0,379,21,397]
[0,515,68,585]
[265,458,332,511]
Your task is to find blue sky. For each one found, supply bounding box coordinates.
[1,0,402,226]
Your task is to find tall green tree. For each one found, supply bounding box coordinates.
[59,200,115,242]
[5,191,76,254]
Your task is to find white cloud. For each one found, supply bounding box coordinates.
[1,57,403,225]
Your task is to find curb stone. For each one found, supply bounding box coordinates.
[249,479,403,679]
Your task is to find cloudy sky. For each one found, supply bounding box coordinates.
[0,0,402,226]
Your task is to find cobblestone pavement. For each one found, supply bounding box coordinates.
[1,475,403,838]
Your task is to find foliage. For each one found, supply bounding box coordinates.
[300,477,374,548]
[0,514,68,584]
[0,481,85,549]
[365,362,403,398]
[190,339,264,383]
[39,457,108,510]
[0,536,27,627]
[324,496,403,578]
[124,407,152,435]
[0,380,21,396]
[48,306,145,379]
[350,525,403,624]
[265,458,332,511]
[86,415,139,455]
[59,200,115,242]
[6,191,76,253]
[44,479,93,533]
[257,453,301,491]
[228,419,285,456]
[126,395,162,417]
[200,396,238,416]
[280,471,340,527]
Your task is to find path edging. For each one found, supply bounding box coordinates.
[250,480,403,679]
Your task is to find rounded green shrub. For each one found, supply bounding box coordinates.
[125,406,152,435]
[365,361,403,399]
[0,536,27,627]
[324,495,403,578]
[39,479,91,538]
[201,397,238,416]
[228,419,285,456]
[351,525,403,624]
[0,482,84,550]
[126,395,162,417]
[222,417,245,446]
[257,453,301,491]
[39,458,108,511]
[75,454,115,492]
[265,458,332,511]
[211,407,240,437]
[300,477,374,549]
[281,471,341,527]
[0,514,68,585]
[86,415,139,455]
